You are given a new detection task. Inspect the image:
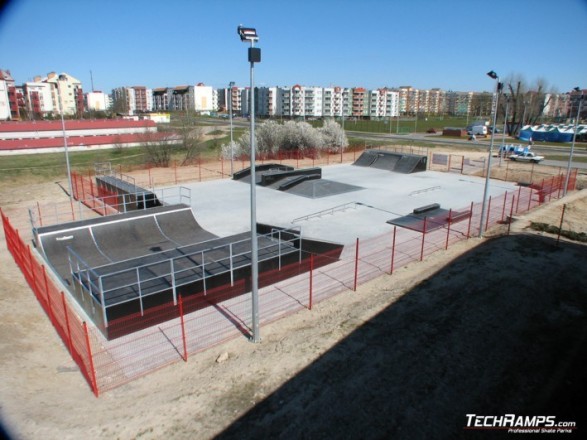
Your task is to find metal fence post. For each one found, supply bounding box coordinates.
[557,204,567,246]
[179,295,188,362]
[485,196,492,232]
[507,195,515,235]
[390,226,397,274]
[61,291,73,354]
[501,192,508,223]
[309,254,313,310]
[445,209,452,250]
[353,238,359,291]
[466,201,474,239]
[82,321,99,397]
[420,217,427,261]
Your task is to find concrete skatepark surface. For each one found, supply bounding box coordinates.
[169,164,518,244]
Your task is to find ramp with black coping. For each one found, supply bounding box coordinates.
[96,174,161,210]
[36,203,343,339]
[36,204,194,286]
[353,150,427,174]
[387,203,471,232]
[234,164,364,198]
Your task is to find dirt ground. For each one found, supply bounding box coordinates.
[1,169,586,439]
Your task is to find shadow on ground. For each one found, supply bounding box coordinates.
[216,234,587,439]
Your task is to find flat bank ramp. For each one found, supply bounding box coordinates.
[353,150,427,174]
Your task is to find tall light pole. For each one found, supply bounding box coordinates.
[228,81,235,176]
[238,25,261,343]
[564,87,584,196]
[340,93,345,162]
[57,77,73,200]
[479,70,501,237]
[499,94,510,166]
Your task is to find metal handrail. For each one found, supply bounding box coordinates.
[292,202,360,223]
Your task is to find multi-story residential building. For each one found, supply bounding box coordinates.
[24,80,55,118]
[351,87,369,118]
[568,88,586,120]
[256,86,277,117]
[276,86,291,117]
[44,72,84,117]
[445,91,473,116]
[0,69,21,120]
[172,85,194,112]
[85,91,111,112]
[368,88,399,118]
[427,88,445,115]
[542,93,569,120]
[398,86,419,115]
[152,87,172,111]
[194,83,216,114]
[0,78,10,120]
[304,87,323,117]
[112,86,152,114]
[132,86,150,113]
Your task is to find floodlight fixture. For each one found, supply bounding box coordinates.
[238,25,258,42]
[487,70,498,80]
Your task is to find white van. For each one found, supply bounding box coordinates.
[468,125,487,136]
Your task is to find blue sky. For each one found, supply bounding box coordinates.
[1,0,586,94]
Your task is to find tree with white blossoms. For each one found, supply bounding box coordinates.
[319,119,348,153]
[221,119,347,159]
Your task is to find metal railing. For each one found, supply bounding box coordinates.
[67,227,302,328]
[292,202,361,223]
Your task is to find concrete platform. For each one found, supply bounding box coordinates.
[175,163,518,244]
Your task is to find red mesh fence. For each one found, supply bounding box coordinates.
[1,210,99,396]
[1,154,580,396]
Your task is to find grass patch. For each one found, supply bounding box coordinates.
[529,222,587,242]
[544,155,587,163]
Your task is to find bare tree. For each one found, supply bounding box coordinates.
[174,116,205,165]
[140,131,175,167]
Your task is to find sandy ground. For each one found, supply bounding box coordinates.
[1,168,586,439]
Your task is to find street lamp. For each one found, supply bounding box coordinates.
[237,25,261,343]
[228,81,235,176]
[499,94,510,166]
[479,70,502,237]
[57,78,73,201]
[564,87,584,196]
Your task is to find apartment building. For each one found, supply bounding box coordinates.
[44,72,84,117]
[351,87,369,117]
[24,80,55,117]
[0,79,9,120]
[0,69,22,120]
[85,91,111,112]
[256,86,277,117]
[368,88,399,118]
[194,83,217,114]
[445,91,473,116]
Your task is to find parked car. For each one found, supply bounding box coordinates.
[426,128,437,134]
[488,126,502,134]
[509,152,544,163]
